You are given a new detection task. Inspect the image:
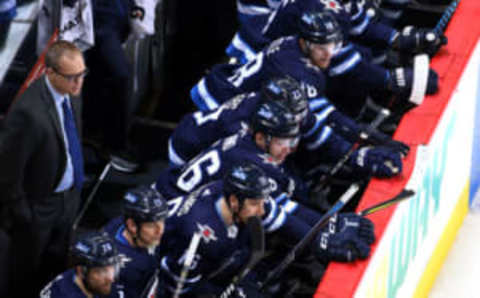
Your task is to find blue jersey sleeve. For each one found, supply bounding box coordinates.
[169,93,260,166]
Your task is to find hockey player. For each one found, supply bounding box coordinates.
[103,185,168,298]
[170,76,324,167]
[159,162,272,297]
[228,0,446,64]
[191,11,433,137]
[40,232,124,298]
[157,100,401,229]
[172,76,408,175]
[157,100,303,210]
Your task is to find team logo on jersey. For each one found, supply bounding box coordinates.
[227,225,238,239]
[259,153,279,166]
[118,253,133,269]
[197,223,218,243]
[320,0,341,13]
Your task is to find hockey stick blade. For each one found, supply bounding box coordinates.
[220,216,264,298]
[260,183,360,289]
[358,189,415,216]
[409,54,430,105]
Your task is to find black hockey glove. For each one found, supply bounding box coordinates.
[315,213,375,263]
[392,26,448,56]
[388,67,439,97]
[349,146,403,178]
[358,124,410,156]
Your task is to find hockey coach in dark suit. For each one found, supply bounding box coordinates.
[0,40,87,297]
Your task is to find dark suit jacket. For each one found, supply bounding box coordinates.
[0,76,82,204]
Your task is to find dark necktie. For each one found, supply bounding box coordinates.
[62,98,84,191]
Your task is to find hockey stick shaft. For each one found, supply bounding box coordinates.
[72,161,112,232]
[434,0,460,35]
[260,183,360,289]
[219,216,265,298]
[358,189,415,216]
[141,269,160,298]
[173,232,202,298]
[315,108,390,191]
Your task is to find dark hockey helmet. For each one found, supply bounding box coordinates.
[224,162,272,202]
[123,185,169,224]
[262,76,308,124]
[298,11,343,45]
[251,100,301,138]
[70,232,120,268]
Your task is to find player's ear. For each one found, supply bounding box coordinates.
[125,218,138,235]
[229,195,239,212]
[254,132,265,148]
[75,265,84,278]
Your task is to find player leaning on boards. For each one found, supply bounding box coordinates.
[171,76,407,176]
[190,11,438,145]
[102,185,168,298]
[40,232,124,298]
[225,0,445,114]
[157,99,378,265]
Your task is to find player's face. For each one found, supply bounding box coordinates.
[85,265,116,295]
[269,136,299,163]
[47,52,87,96]
[138,220,165,248]
[238,198,265,223]
[308,41,337,69]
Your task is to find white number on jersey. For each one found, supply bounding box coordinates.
[227,53,265,88]
[177,150,221,192]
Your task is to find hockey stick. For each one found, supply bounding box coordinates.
[219,216,265,298]
[141,269,160,298]
[313,108,390,193]
[358,189,415,216]
[72,161,112,233]
[173,232,202,298]
[259,183,360,289]
[433,0,460,35]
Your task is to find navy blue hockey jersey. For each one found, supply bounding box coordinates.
[191,36,373,137]
[103,217,162,298]
[170,91,350,167]
[40,269,124,298]
[228,0,396,64]
[191,36,328,112]
[160,181,254,295]
[158,132,301,214]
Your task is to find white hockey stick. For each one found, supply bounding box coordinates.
[173,232,202,298]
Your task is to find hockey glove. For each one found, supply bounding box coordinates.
[392,26,448,56]
[315,213,375,263]
[349,146,403,178]
[358,124,410,156]
[388,67,438,97]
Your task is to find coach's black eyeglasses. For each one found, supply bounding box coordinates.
[52,67,89,82]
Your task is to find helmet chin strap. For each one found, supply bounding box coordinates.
[302,39,312,56]
[265,135,272,154]
[226,195,245,225]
